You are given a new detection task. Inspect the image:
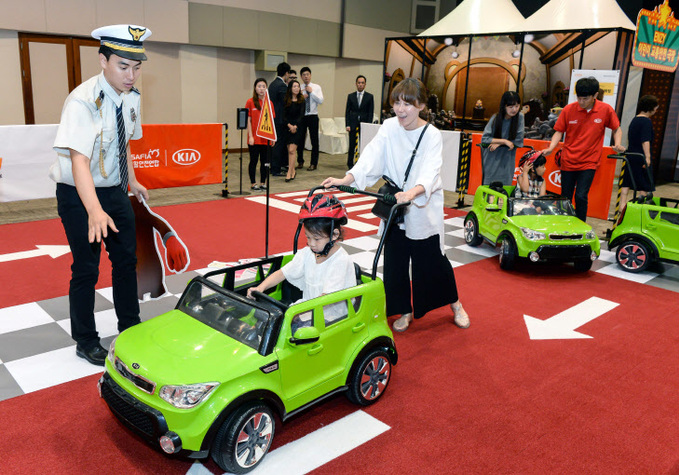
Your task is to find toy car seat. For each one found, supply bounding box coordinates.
[489,181,509,197]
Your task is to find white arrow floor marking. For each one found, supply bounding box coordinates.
[524,296,620,340]
[186,410,390,475]
[0,245,71,263]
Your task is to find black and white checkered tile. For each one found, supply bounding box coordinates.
[1,195,677,403]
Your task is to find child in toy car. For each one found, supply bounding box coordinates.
[247,194,356,303]
[514,151,546,198]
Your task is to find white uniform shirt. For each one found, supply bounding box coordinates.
[282,246,356,301]
[302,82,323,116]
[348,117,446,252]
[50,72,142,187]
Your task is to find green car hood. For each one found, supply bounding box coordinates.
[510,215,594,235]
[114,310,264,384]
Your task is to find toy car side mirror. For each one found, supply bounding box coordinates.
[289,326,320,345]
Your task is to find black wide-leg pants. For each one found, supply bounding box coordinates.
[383,226,458,319]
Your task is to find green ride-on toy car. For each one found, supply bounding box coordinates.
[607,153,679,272]
[464,183,600,271]
[99,187,404,473]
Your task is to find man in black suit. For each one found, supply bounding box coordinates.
[345,75,374,169]
[268,62,290,176]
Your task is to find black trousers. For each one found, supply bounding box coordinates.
[248,144,268,184]
[347,126,360,169]
[560,169,596,222]
[298,114,319,166]
[383,227,458,319]
[57,184,140,349]
[271,122,286,174]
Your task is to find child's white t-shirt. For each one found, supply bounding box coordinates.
[281,246,357,300]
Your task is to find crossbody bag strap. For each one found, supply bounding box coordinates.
[403,123,429,185]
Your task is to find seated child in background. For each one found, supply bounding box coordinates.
[247,194,357,304]
[514,152,547,198]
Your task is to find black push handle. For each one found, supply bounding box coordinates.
[335,185,397,204]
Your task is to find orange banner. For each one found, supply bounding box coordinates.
[468,134,616,220]
[129,123,223,189]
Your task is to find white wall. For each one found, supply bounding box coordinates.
[180,45,219,123]
[196,0,342,23]
[0,30,25,125]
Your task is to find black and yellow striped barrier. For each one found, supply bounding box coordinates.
[353,128,359,165]
[222,123,229,197]
[455,133,472,208]
[612,160,626,223]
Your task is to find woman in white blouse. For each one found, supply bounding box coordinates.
[321,78,470,332]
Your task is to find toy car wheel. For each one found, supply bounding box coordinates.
[347,348,391,406]
[499,235,517,270]
[464,214,483,247]
[616,240,652,273]
[573,258,593,272]
[211,403,275,474]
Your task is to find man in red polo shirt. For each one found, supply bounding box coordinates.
[542,77,625,221]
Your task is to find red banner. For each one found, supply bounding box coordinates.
[129,123,223,189]
[469,134,616,220]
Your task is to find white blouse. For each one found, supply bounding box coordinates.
[348,117,446,252]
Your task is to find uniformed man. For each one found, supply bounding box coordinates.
[50,24,152,366]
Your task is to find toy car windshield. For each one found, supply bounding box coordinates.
[511,197,575,217]
[178,280,271,351]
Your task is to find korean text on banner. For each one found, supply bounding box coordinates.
[130,123,223,189]
[256,90,277,142]
[633,0,679,73]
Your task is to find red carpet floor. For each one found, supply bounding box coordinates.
[3,196,679,473]
[0,197,310,308]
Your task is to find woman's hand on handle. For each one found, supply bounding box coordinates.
[322,175,353,190]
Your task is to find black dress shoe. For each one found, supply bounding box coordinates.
[307,165,317,171]
[295,163,304,170]
[271,172,284,177]
[76,344,108,366]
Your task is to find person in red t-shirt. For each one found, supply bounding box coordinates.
[541,77,625,221]
[246,78,273,191]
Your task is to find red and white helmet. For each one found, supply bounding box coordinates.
[299,194,348,225]
[518,149,544,169]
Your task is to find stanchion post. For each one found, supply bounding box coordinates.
[455,133,472,208]
[221,122,229,197]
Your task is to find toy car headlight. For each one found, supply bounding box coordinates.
[585,230,596,239]
[520,227,545,241]
[159,382,219,409]
[107,336,117,364]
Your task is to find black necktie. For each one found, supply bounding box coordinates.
[116,104,128,192]
[305,89,311,113]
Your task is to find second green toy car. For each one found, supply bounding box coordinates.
[464,184,600,271]
[608,195,679,272]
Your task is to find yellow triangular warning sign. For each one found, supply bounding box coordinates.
[256,90,277,142]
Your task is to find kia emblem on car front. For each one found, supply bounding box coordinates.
[132,362,140,369]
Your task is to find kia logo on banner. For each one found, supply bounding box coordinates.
[549,170,561,187]
[172,149,201,165]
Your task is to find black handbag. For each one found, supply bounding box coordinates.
[371,124,429,224]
